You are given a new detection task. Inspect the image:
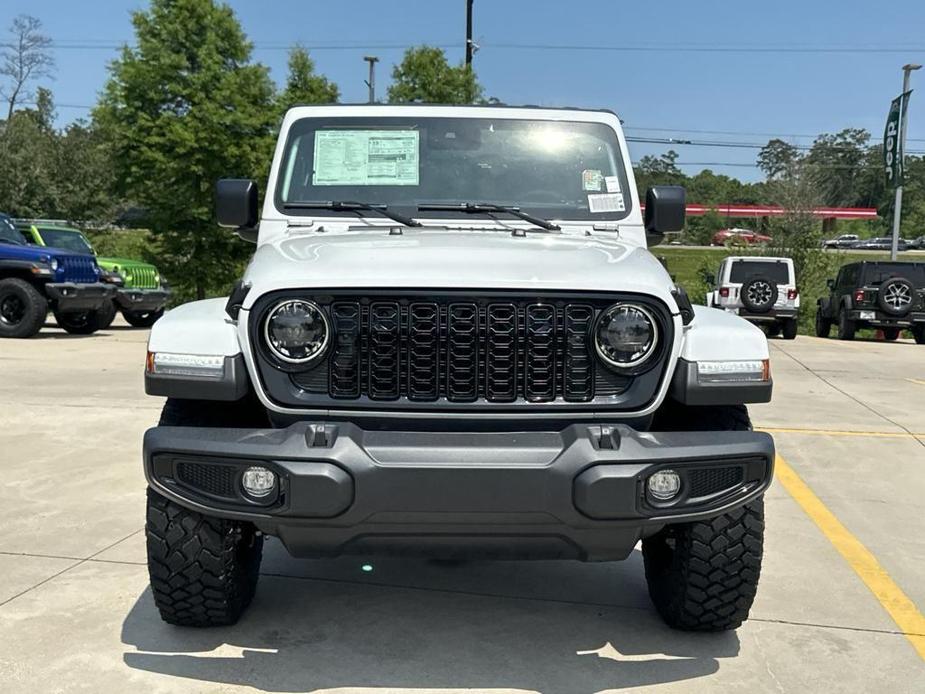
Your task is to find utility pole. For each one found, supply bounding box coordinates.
[891,63,921,260]
[465,0,474,68]
[363,55,379,104]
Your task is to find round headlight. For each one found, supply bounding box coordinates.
[264,299,329,364]
[595,303,658,368]
[50,258,59,272]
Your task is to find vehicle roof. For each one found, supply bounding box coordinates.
[843,260,923,267]
[725,256,793,263]
[287,102,620,117]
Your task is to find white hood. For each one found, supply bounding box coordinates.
[240,227,678,310]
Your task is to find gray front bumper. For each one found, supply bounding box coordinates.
[45,282,117,312]
[115,287,171,312]
[144,422,774,561]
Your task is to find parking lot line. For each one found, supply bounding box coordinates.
[760,426,925,438]
[775,454,925,661]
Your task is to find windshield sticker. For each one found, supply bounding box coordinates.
[582,169,603,191]
[588,193,625,213]
[604,175,621,193]
[313,130,420,186]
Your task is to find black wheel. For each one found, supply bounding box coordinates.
[644,403,764,631]
[147,398,268,627]
[740,275,778,314]
[815,306,832,338]
[123,308,164,328]
[882,327,901,341]
[837,308,856,341]
[96,299,117,330]
[146,488,263,627]
[877,277,915,317]
[0,278,47,338]
[765,324,781,338]
[781,318,798,340]
[913,326,925,345]
[54,309,106,335]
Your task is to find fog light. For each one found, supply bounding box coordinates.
[241,466,276,498]
[647,469,681,501]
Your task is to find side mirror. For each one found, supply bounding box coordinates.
[216,179,259,240]
[826,278,835,289]
[644,186,686,247]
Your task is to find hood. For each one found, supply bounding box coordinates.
[241,227,676,309]
[0,241,88,262]
[98,256,157,271]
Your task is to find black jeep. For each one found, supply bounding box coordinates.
[816,261,925,342]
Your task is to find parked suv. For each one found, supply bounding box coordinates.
[706,256,799,339]
[18,223,170,328]
[0,213,116,337]
[816,261,925,342]
[142,105,775,632]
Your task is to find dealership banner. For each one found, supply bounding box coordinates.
[884,90,912,186]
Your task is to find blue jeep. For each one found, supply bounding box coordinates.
[0,212,117,338]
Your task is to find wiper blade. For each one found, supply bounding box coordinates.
[418,202,560,231]
[283,200,422,227]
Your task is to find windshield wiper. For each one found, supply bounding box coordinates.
[417,202,560,231]
[283,200,422,227]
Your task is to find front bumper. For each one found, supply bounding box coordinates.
[45,282,117,312]
[115,287,171,312]
[144,422,775,561]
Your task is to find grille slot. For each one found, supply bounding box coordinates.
[408,302,440,400]
[688,466,745,498]
[446,303,479,401]
[329,302,361,397]
[368,302,401,399]
[524,304,557,402]
[176,462,237,499]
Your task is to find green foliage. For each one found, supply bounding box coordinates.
[0,106,57,216]
[277,46,339,112]
[84,227,155,262]
[387,46,482,104]
[93,0,277,300]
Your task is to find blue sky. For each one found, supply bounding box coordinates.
[4,0,925,182]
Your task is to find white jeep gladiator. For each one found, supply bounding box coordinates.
[143,104,774,631]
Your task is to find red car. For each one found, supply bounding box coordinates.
[711,228,772,246]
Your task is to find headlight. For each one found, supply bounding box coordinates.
[594,303,658,369]
[50,258,59,272]
[264,299,329,364]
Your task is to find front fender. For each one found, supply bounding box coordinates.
[669,305,771,406]
[145,298,250,401]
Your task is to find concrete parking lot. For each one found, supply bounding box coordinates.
[1,320,923,693]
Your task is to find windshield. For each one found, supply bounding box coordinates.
[0,216,26,245]
[729,261,791,284]
[276,116,631,222]
[37,228,94,255]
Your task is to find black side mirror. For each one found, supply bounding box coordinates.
[826,278,835,289]
[644,186,686,247]
[216,179,259,240]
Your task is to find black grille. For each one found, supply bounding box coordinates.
[176,462,237,499]
[314,298,616,404]
[688,466,745,498]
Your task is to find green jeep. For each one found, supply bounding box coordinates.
[19,223,170,328]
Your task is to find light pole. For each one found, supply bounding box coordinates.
[363,55,379,104]
[891,63,921,260]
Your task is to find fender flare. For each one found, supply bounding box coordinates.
[669,305,771,406]
[146,298,251,401]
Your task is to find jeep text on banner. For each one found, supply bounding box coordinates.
[884,90,912,186]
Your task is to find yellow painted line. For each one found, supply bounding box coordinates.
[775,454,925,659]
[760,426,925,439]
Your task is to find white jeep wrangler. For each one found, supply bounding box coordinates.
[143,105,774,632]
[707,256,799,339]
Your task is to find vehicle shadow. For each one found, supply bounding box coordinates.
[121,543,739,693]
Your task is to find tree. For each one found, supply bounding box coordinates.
[802,128,870,207]
[0,15,54,121]
[54,120,117,222]
[387,46,482,104]
[277,46,338,112]
[94,0,276,301]
[757,139,800,180]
